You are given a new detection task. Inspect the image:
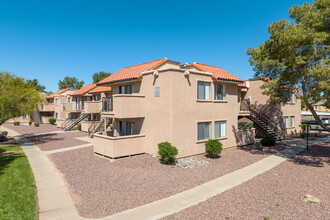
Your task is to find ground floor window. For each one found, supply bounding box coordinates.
[119,121,133,136]
[283,117,289,128]
[55,113,58,119]
[215,121,226,138]
[197,122,211,140]
[290,116,295,127]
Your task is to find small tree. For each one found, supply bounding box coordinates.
[92,71,111,83]
[26,79,46,92]
[205,139,223,157]
[0,72,45,126]
[158,142,178,165]
[58,76,84,90]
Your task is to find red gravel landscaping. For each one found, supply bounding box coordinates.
[2,123,61,135]
[48,146,270,218]
[164,143,330,220]
[26,132,89,151]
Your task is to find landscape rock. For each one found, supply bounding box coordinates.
[304,195,321,204]
[176,157,209,169]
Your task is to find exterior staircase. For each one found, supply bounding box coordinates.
[88,119,105,137]
[62,113,89,131]
[247,106,285,140]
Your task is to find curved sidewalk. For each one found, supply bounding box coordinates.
[2,125,328,220]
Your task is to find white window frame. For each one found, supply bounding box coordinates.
[197,122,211,140]
[197,81,211,100]
[55,98,58,105]
[283,117,289,128]
[215,121,227,138]
[215,84,227,100]
[290,93,295,103]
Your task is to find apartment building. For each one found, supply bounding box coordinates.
[53,89,77,127]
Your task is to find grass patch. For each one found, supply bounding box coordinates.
[0,145,38,220]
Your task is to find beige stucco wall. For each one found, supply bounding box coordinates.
[100,65,241,158]
[245,79,301,135]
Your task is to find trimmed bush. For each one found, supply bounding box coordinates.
[158,142,178,165]
[300,132,306,138]
[28,121,32,126]
[238,122,253,130]
[2,131,8,137]
[256,142,263,151]
[13,122,20,126]
[301,124,308,133]
[261,135,276,146]
[205,139,223,157]
[77,123,82,131]
[48,118,56,125]
[34,122,39,127]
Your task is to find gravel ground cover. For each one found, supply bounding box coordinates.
[164,143,330,220]
[3,123,61,135]
[26,131,88,151]
[48,146,271,218]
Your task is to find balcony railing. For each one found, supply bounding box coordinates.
[83,101,102,113]
[39,104,55,112]
[62,102,83,111]
[240,99,250,112]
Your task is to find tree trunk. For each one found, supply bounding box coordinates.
[305,101,330,132]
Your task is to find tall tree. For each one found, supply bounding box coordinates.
[92,71,111,83]
[246,0,330,131]
[26,79,46,92]
[0,72,46,125]
[58,76,84,90]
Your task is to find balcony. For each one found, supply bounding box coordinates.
[39,104,55,112]
[102,94,145,118]
[93,133,146,158]
[239,99,251,116]
[62,102,82,112]
[83,101,102,114]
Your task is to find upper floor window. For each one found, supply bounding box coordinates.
[283,117,289,128]
[290,116,295,127]
[290,93,295,103]
[55,98,58,105]
[197,82,211,100]
[215,84,227,100]
[68,97,71,103]
[94,95,101,101]
[119,85,132,94]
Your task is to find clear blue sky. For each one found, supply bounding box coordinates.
[0,0,311,92]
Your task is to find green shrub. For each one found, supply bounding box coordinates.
[13,122,20,126]
[238,122,253,130]
[261,135,276,146]
[34,122,39,127]
[256,142,263,151]
[301,124,308,132]
[77,123,82,131]
[205,139,223,157]
[300,132,306,138]
[28,121,32,125]
[48,118,56,125]
[2,131,8,137]
[158,142,178,165]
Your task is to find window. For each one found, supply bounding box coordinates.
[197,122,211,140]
[155,87,160,97]
[119,121,133,136]
[119,85,132,94]
[283,117,289,128]
[290,116,295,127]
[290,93,295,103]
[197,82,211,100]
[55,113,58,119]
[215,121,226,138]
[23,114,29,119]
[55,98,58,105]
[68,97,71,103]
[94,95,101,101]
[215,84,227,100]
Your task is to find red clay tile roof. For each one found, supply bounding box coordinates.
[89,86,112,94]
[70,84,97,96]
[47,88,69,99]
[237,83,247,88]
[97,58,168,85]
[192,62,244,83]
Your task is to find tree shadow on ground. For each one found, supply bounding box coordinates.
[238,143,288,156]
[26,133,63,145]
[0,137,18,146]
[287,144,330,167]
[0,152,24,175]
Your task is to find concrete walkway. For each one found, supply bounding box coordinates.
[1,125,328,220]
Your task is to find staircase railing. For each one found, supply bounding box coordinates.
[88,119,104,137]
[64,113,89,131]
[61,114,80,129]
[240,99,250,111]
[250,106,285,139]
